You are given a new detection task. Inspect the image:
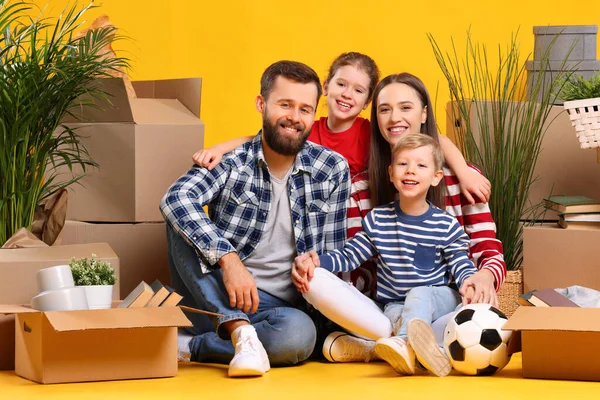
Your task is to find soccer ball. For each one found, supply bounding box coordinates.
[443,303,512,376]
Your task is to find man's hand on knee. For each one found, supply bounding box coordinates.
[219,252,259,314]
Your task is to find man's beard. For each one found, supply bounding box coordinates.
[262,112,311,156]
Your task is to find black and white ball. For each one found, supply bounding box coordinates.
[443,303,512,376]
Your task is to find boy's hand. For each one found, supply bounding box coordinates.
[291,251,319,294]
[462,285,476,305]
[456,167,491,205]
[192,146,225,170]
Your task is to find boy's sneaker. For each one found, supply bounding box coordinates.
[228,325,270,377]
[177,331,193,363]
[407,318,451,377]
[323,331,379,362]
[374,336,415,375]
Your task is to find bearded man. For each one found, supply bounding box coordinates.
[160,60,350,377]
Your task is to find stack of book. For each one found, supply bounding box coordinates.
[518,288,580,308]
[117,279,183,308]
[543,195,600,229]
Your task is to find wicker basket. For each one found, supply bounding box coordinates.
[564,97,600,149]
[497,270,523,317]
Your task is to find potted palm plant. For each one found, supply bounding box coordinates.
[69,254,117,309]
[428,30,574,315]
[0,0,128,245]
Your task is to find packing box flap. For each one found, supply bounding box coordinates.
[44,307,192,332]
[0,242,116,262]
[0,305,39,315]
[62,77,202,124]
[132,78,201,118]
[63,77,134,123]
[504,307,600,332]
[130,98,202,125]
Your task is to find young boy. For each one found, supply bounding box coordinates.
[292,133,478,377]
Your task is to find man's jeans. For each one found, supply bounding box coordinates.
[166,225,316,366]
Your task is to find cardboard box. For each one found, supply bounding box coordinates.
[523,225,600,292]
[0,243,120,370]
[504,306,600,381]
[58,221,170,297]
[446,103,600,219]
[59,77,204,222]
[0,305,191,384]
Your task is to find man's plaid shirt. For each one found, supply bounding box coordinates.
[160,133,351,273]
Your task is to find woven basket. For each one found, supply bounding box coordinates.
[564,97,600,149]
[497,270,523,317]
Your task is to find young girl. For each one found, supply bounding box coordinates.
[294,72,507,374]
[192,53,491,296]
[292,133,479,377]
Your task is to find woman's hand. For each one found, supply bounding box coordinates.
[459,269,498,307]
[456,167,491,205]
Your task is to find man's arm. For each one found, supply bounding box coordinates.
[322,158,351,252]
[160,164,236,266]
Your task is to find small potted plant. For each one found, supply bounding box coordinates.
[69,254,117,309]
[561,71,600,150]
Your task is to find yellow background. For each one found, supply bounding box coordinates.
[35,0,600,147]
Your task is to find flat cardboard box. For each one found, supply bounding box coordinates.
[0,305,191,384]
[58,221,169,297]
[59,77,204,222]
[0,243,120,370]
[446,102,600,218]
[523,225,600,292]
[504,306,600,381]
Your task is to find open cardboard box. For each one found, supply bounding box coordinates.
[58,77,205,222]
[504,306,600,381]
[0,304,192,384]
[0,243,120,371]
[523,224,600,292]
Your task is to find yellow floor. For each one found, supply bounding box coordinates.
[1,354,598,400]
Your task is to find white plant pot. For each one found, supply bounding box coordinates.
[82,285,114,310]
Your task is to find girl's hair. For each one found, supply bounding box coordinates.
[369,73,446,208]
[324,52,380,102]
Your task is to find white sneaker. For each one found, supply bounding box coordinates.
[322,331,378,362]
[228,325,270,377]
[375,336,416,375]
[407,319,451,377]
[177,331,193,363]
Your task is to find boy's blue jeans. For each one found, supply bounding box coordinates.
[384,285,461,338]
[166,225,316,366]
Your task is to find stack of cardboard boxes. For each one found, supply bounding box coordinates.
[58,77,205,297]
[0,77,204,383]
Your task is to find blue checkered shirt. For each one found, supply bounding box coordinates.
[160,133,350,273]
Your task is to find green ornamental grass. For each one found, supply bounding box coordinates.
[428,30,574,270]
[0,0,129,245]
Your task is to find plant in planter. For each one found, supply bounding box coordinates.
[560,71,600,150]
[0,0,129,245]
[70,254,117,309]
[428,30,574,315]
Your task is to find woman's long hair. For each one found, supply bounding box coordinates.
[368,73,446,209]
